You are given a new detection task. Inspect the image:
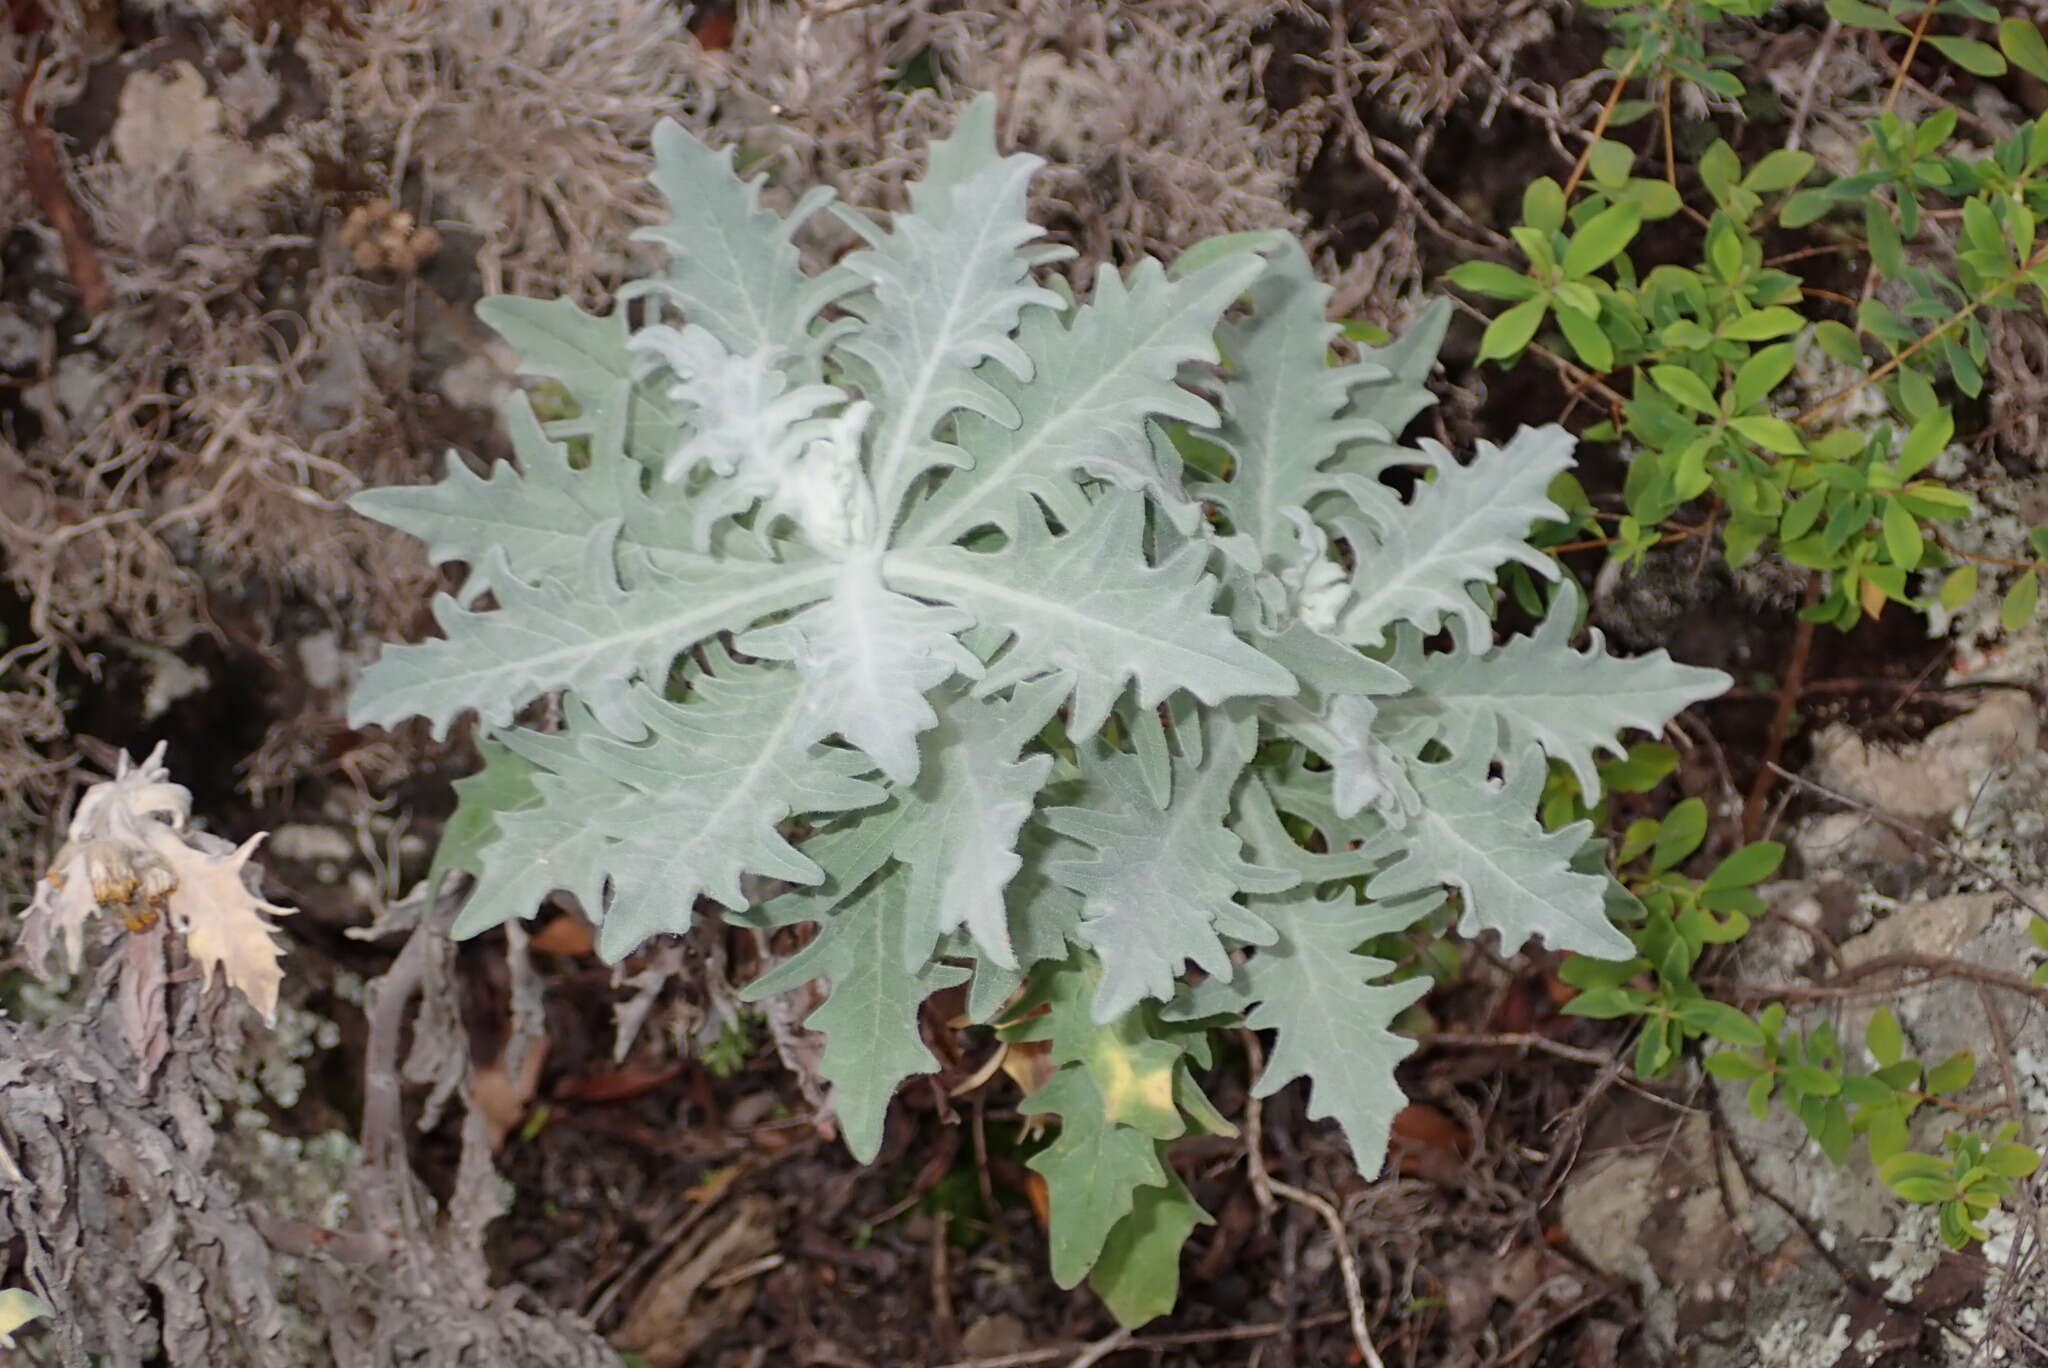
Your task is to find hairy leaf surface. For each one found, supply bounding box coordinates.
[889,490,1296,739]
[461,673,882,957]
[345,97,1732,1318]
[1365,725,1631,958]
[1046,713,1296,1021]
[744,868,966,1161]
[1378,582,1731,793]
[1333,426,1575,647]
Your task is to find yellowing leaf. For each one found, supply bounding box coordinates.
[160,834,292,1025]
[0,1287,53,1349]
[19,743,293,1026]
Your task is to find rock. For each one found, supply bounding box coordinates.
[1807,691,2038,822]
[958,1313,1027,1358]
[1558,1113,1757,1354]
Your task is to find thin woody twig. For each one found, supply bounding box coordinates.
[1238,1023,1382,1366]
[1765,762,2048,925]
[1743,572,1820,840]
[928,1313,1354,1368]
[1423,1031,1617,1067]
[12,57,113,317]
[1708,951,2048,1011]
[1065,1329,1132,1368]
[1264,1177,1385,1368]
[1240,1029,1277,1214]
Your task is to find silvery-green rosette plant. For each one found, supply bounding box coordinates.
[349,97,1727,1324]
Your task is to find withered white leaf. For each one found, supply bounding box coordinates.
[19,743,291,1025]
[159,832,292,1024]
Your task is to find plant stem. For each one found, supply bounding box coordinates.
[1742,571,1821,841]
[1884,7,1936,114]
[1797,241,2048,427]
[1563,51,1643,202]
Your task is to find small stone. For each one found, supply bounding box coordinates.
[959,1314,1027,1358]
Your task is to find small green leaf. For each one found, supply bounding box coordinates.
[1706,1050,1769,1080]
[1747,1073,1775,1118]
[1563,987,1651,1020]
[1703,841,1785,891]
[1927,35,2007,77]
[1895,364,1940,421]
[1865,200,1904,278]
[1897,482,1972,517]
[1722,307,1804,341]
[1732,343,1797,413]
[2029,526,2048,560]
[1337,319,1391,345]
[1553,280,1600,319]
[1673,999,1767,1048]
[1556,305,1616,371]
[1892,1173,1957,1204]
[1650,364,1721,417]
[1699,141,1742,201]
[1729,415,1806,455]
[1826,0,1908,34]
[2001,18,2048,83]
[1815,320,1864,366]
[1867,1108,1909,1163]
[1599,742,1679,793]
[1446,260,1541,301]
[1874,1059,1923,1091]
[1636,1017,1677,1077]
[1723,520,1766,568]
[1708,223,1745,281]
[1478,296,1549,363]
[1523,177,1567,235]
[1744,149,1817,194]
[1618,816,1660,865]
[1781,188,1835,228]
[1926,1050,1976,1094]
[1883,499,1922,570]
[1650,797,1708,872]
[1781,486,1827,543]
[1781,1064,1843,1096]
[1814,1099,1854,1164]
[2002,571,2040,633]
[1867,1007,1904,1068]
[1660,319,1717,350]
[1562,202,1644,278]
[1984,1143,2042,1179]
[1587,139,1636,188]
[1626,178,1683,219]
[1897,408,1953,478]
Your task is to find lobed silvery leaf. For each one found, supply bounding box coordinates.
[1170,887,1437,1173]
[742,867,967,1162]
[890,489,1295,741]
[901,251,1263,547]
[1045,711,1296,1022]
[344,93,1733,1321]
[739,553,982,784]
[468,668,883,959]
[1204,238,1396,576]
[1363,722,1633,959]
[1377,579,1730,794]
[1330,425,1576,648]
